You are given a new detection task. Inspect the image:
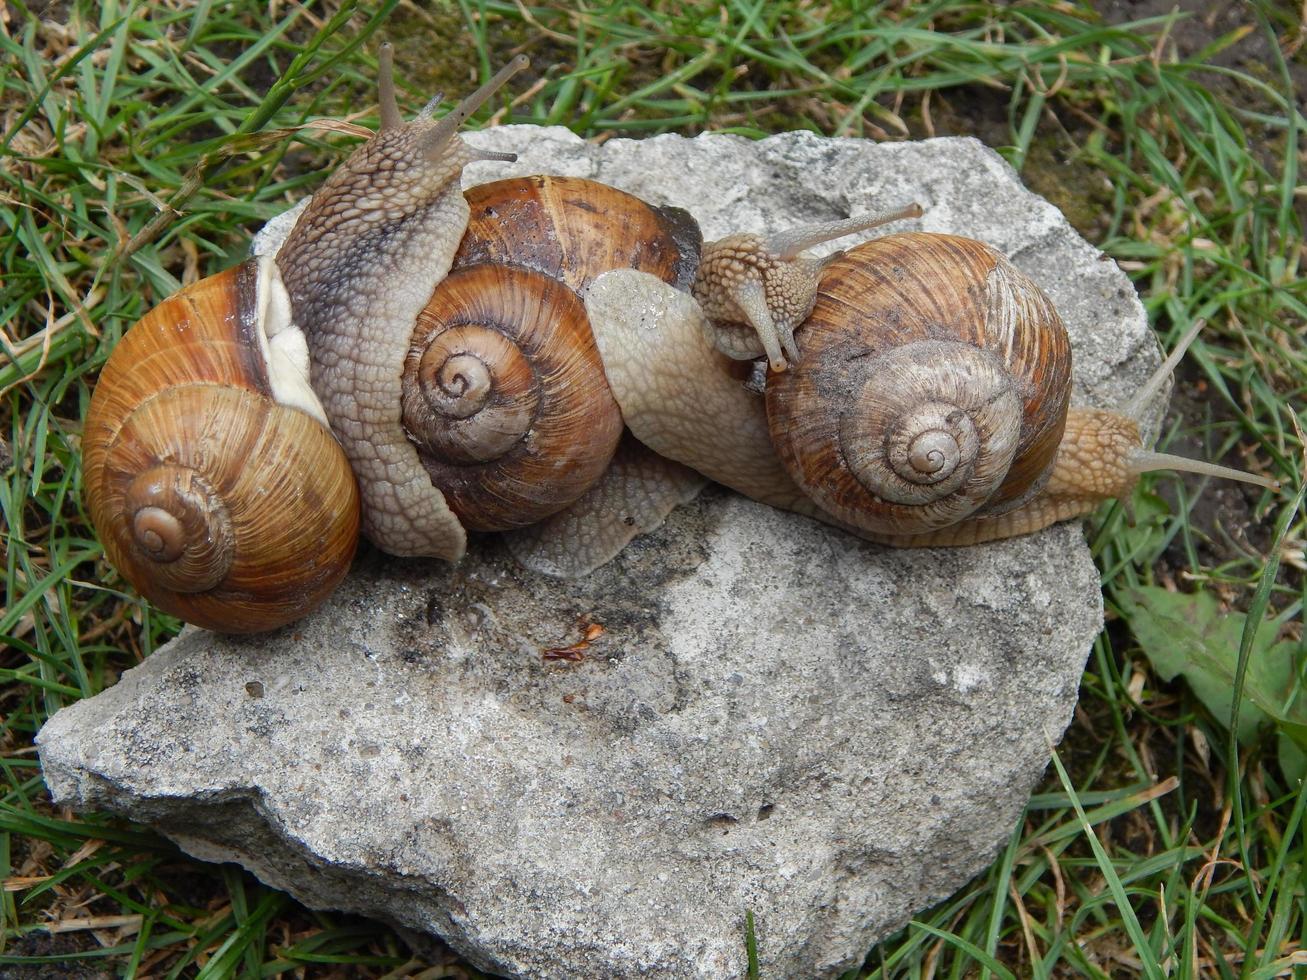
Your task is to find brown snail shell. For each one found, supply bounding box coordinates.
[765,232,1072,535]
[398,175,702,531]
[453,175,701,294]
[401,263,623,531]
[82,259,361,632]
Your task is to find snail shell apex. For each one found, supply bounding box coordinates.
[765,233,1072,535]
[83,259,360,632]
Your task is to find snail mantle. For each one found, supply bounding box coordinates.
[39,130,1153,979]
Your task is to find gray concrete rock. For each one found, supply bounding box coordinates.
[40,130,1152,979]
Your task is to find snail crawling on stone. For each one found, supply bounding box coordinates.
[587,233,1278,547]
[83,49,1276,633]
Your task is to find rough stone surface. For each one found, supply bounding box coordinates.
[41,131,1156,979]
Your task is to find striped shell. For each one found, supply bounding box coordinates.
[82,259,360,632]
[765,233,1072,535]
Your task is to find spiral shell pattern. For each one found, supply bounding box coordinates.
[766,233,1071,535]
[398,175,701,533]
[401,263,624,532]
[82,260,360,632]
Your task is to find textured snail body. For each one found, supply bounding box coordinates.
[82,259,360,632]
[765,233,1072,535]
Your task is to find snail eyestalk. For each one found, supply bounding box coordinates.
[1126,449,1280,490]
[422,54,530,159]
[377,43,402,132]
[694,202,924,373]
[1122,317,1279,491]
[766,202,924,260]
[1124,317,1206,423]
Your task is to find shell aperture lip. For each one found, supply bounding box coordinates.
[252,254,332,430]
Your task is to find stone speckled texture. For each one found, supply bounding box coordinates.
[41,130,1155,979]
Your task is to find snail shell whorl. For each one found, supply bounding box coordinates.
[398,175,701,532]
[401,263,624,532]
[454,175,702,293]
[766,233,1071,535]
[83,260,360,632]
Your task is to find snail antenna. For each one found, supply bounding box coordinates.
[1122,318,1279,491]
[377,43,403,132]
[417,92,446,121]
[1127,449,1279,490]
[468,147,519,164]
[422,55,530,158]
[1124,317,1206,422]
[733,280,794,372]
[766,202,923,260]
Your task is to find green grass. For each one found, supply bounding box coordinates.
[2,0,1304,976]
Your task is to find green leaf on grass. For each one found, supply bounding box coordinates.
[1276,734,1307,786]
[1117,585,1305,749]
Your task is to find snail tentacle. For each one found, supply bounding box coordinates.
[693,202,923,371]
[764,202,924,260]
[376,43,403,132]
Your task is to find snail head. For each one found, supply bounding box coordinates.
[1048,318,1279,509]
[692,202,923,372]
[302,45,528,230]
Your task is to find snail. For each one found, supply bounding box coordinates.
[85,49,710,629]
[262,51,711,567]
[401,172,701,533]
[584,230,1278,547]
[80,256,361,632]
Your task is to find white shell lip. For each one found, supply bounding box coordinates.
[251,198,309,259]
[252,253,331,429]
